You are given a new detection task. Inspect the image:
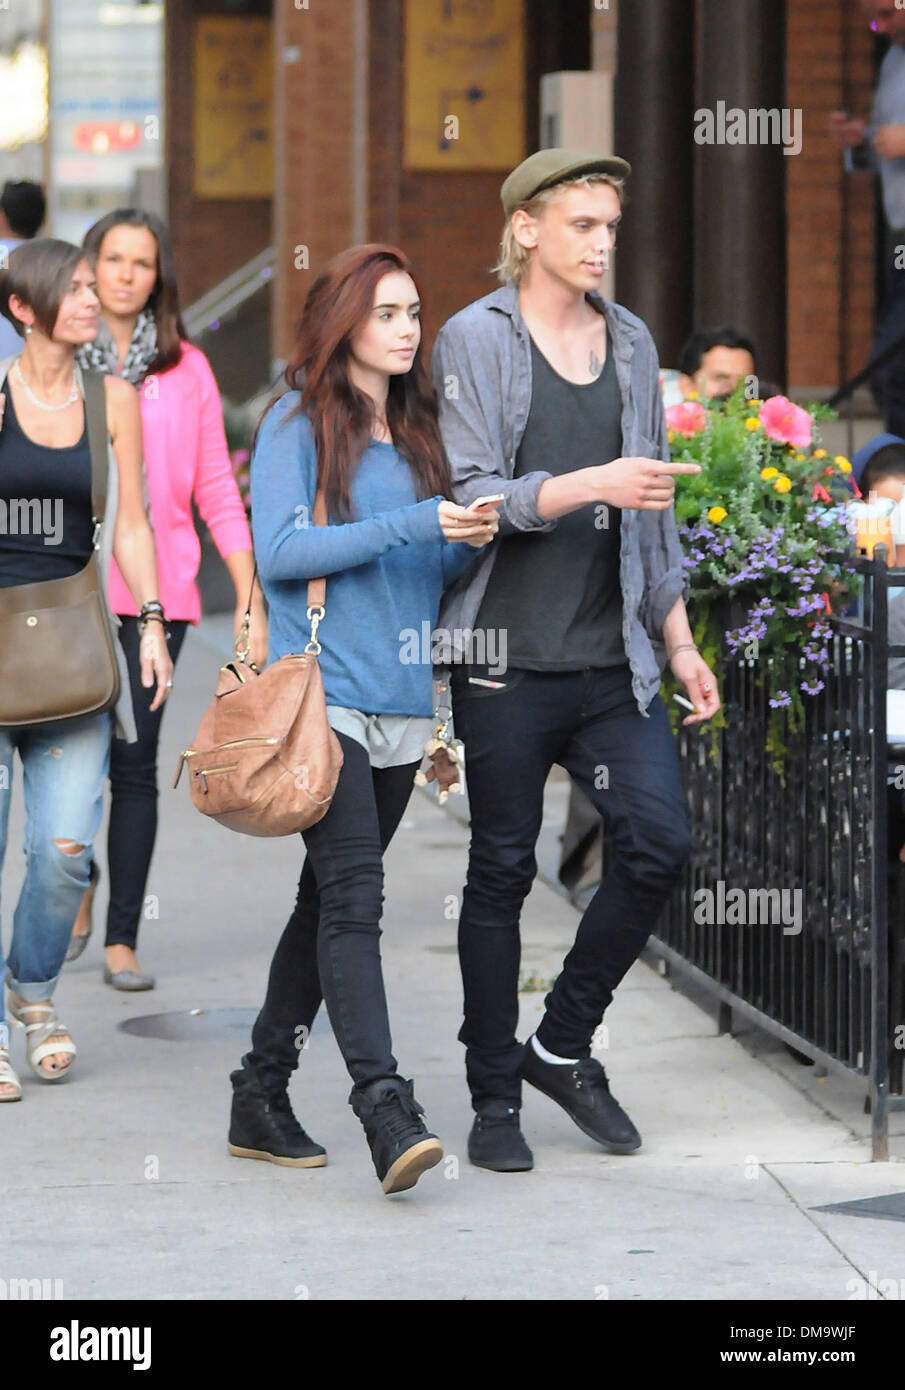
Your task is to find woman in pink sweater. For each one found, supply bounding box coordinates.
[67,209,268,988]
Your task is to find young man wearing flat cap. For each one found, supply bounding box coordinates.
[431,149,721,1171]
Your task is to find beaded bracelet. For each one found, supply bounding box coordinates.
[138,612,170,640]
[667,642,699,659]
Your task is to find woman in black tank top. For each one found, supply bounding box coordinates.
[0,239,173,1101]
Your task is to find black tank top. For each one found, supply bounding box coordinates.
[477,335,626,670]
[0,384,94,588]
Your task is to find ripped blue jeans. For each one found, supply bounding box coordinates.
[0,712,111,1031]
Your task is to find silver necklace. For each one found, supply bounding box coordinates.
[12,360,78,413]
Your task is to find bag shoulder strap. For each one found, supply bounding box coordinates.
[81,370,109,524]
[306,488,327,610]
[240,486,328,659]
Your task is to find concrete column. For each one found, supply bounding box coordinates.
[695,0,787,386]
[613,0,695,365]
[273,0,369,361]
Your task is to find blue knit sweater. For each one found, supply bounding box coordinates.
[250,393,474,715]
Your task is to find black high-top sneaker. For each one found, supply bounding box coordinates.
[228,1066,326,1168]
[468,1099,534,1172]
[349,1076,443,1194]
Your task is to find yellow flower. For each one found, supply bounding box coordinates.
[814,448,827,459]
[687,390,700,400]
[707,505,728,524]
[794,452,806,461]
[834,455,852,473]
[745,417,761,431]
[773,475,792,494]
[761,466,779,480]
[747,398,762,408]
[667,429,675,445]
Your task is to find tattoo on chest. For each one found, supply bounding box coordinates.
[589,349,604,379]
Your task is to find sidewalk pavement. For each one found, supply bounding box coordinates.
[2,616,905,1302]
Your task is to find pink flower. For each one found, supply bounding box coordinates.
[759,395,812,448]
[665,401,707,438]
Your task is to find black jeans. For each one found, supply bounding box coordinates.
[244,731,419,1096]
[105,616,188,948]
[451,662,693,1110]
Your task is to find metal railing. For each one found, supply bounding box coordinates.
[182,246,275,341]
[648,552,905,1159]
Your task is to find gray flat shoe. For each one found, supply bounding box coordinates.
[65,860,101,963]
[65,931,90,963]
[103,966,156,991]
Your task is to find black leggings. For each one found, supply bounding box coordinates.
[104,616,188,948]
[245,731,418,1095]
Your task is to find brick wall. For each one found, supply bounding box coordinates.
[365,2,504,347]
[273,0,370,358]
[165,0,272,310]
[165,0,880,396]
[786,0,876,393]
[372,0,590,352]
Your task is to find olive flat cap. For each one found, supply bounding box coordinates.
[500,149,631,216]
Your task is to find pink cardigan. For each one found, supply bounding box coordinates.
[108,342,253,623]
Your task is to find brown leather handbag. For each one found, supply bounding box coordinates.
[0,369,122,728]
[174,490,343,836]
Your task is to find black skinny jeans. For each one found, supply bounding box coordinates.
[244,731,419,1096]
[451,662,693,1111]
[105,615,188,948]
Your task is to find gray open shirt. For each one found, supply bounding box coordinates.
[430,282,690,716]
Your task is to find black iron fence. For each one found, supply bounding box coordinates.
[650,553,905,1159]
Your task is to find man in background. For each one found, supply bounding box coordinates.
[0,180,45,358]
[829,1,905,434]
[676,326,758,402]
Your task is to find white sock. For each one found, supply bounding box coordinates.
[531,1033,579,1066]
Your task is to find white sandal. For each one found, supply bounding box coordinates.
[8,1000,76,1082]
[0,1045,22,1101]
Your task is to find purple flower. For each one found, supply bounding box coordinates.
[769,691,792,708]
[800,679,825,696]
[785,594,825,618]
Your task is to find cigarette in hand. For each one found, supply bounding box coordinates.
[673,693,697,712]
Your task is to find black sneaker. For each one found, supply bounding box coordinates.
[227,1067,326,1168]
[349,1076,443,1194]
[468,1100,533,1172]
[520,1040,642,1154]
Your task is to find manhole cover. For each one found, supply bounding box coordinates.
[118,1009,329,1042]
[813,1192,905,1223]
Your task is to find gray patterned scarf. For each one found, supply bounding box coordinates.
[76,308,159,385]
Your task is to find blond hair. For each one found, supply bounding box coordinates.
[492,173,625,285]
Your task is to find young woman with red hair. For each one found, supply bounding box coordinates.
[228,245,500,1195]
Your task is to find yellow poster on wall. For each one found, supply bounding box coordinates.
[405,0,525,171]
[194,17,273,199]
